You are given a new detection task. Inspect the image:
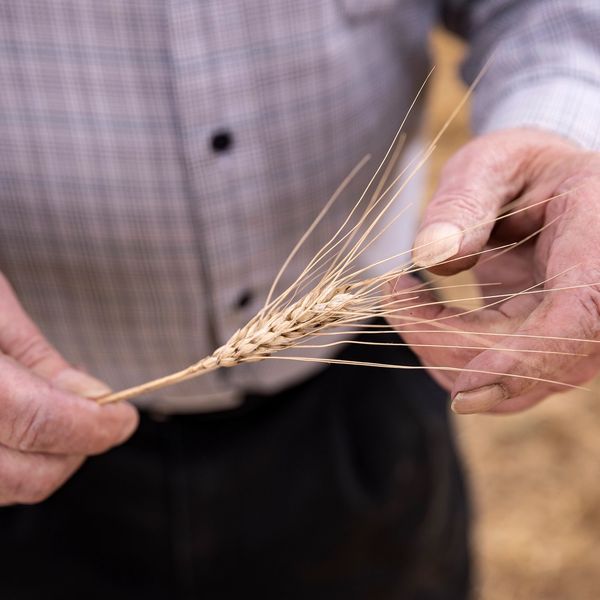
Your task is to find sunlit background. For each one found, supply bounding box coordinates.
[426,29,600,600]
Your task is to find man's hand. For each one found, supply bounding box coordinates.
[387,128,600,414]
[0,274,138,505]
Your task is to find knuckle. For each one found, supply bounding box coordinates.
[10,334,55,370]
[11,401,54,452]
[437,186,489,224]
[452,190,489,221]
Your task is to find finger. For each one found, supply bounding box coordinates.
[386,274,494,372]
[386,272,556,395]
[385,273,515,352]
[471,243,538,300]
[0,356,139,455]
[484,389,548,414]
[485,355,599,414]
[412,132,535,275]
[0,445,84,505]
[0,273,109,397]
[386,274,466,331]
[451,288,598,414]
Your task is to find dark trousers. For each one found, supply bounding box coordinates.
[0,334,470,600]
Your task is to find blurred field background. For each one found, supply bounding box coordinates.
[427,30,600,600]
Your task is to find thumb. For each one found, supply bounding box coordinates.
[413,131,531,275]
[0,274,111,399]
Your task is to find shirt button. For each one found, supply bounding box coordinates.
[211,130,234,153]
[235,289,254,310]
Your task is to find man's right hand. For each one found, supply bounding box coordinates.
[0,273,138,505]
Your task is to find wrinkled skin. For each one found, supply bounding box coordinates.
[388,128,600,414]
[0,274,138,505]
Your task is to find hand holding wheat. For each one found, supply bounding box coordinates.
[0,273,138,505]
[390,128,600,414]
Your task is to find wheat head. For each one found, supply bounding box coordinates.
[98,67,596,405]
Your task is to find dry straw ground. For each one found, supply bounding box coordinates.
[428,30,600,600]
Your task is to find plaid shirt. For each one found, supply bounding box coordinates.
[0,1,599,412]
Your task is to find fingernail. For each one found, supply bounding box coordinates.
[53,368,112,399]
[413,223,462,267]
[451,384,508,414]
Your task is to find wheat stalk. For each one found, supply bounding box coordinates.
[99,190,594,405]
[98,68,596,406]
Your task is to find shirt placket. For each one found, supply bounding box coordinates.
[166,1,262,390]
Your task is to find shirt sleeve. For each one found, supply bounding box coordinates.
[443,0,600,150]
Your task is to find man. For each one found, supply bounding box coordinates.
[0,1,599,598]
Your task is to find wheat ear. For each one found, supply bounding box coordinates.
[98,64,594,405]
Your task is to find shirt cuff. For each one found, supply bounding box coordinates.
[472,76,600,151]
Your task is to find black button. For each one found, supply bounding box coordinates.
[211,130,233,153]
[235,290,254,309]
